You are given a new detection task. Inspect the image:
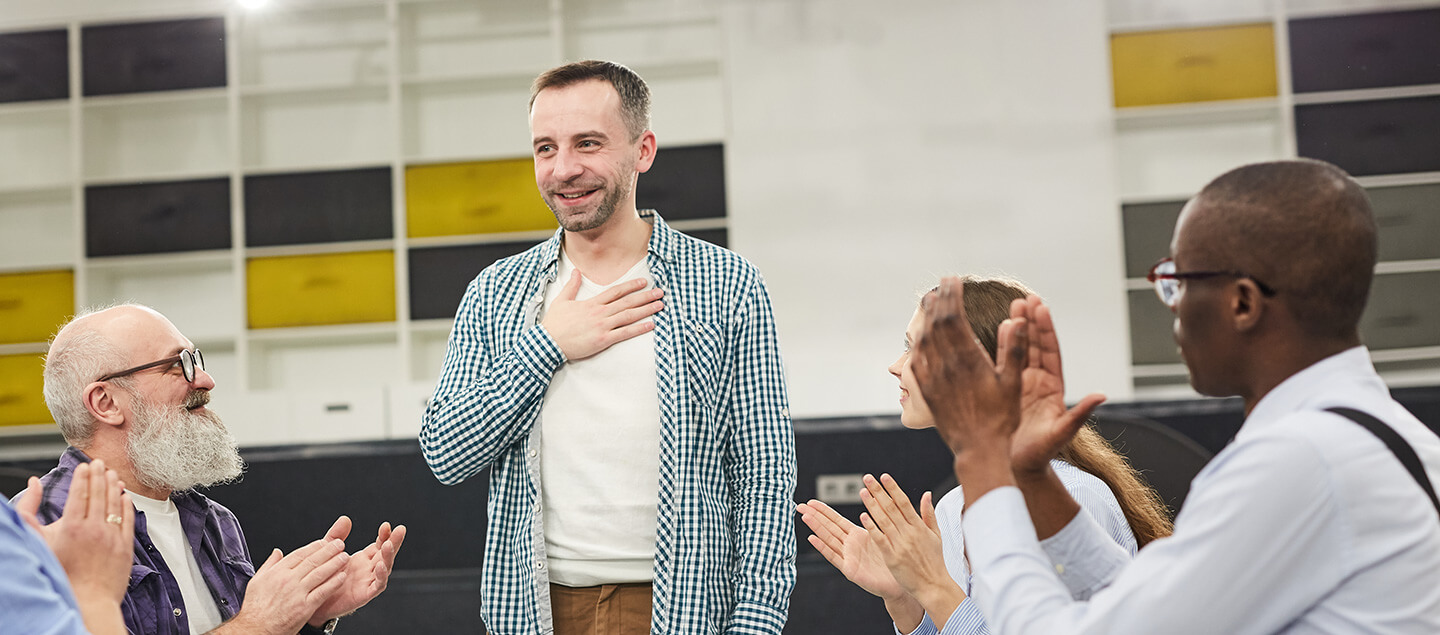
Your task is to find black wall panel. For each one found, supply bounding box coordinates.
[1290,7,1440,93]
[0,29,68,103]
[683,227,728,248]
[245,167,393,247]
[1369,183,1440,263]
[82,17,226,96]
[636,143,726,221]
[409,242,536,320]
[1361,271,1440,351]
[1128,288,1180,365]
[1121,200,1185,279]
[1295,96,1440,177]
[85,178,231,257]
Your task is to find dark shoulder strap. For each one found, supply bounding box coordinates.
[1325,407,1440,518]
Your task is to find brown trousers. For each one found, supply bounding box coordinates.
[549,582,654,635]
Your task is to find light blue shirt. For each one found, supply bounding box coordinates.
[900,459,1138,635]
[421,211,796,634]
[0,500,88,635]
[964,347,1440,634]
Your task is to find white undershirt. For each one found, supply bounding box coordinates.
[129,491,224,634]
[538,247,662,587]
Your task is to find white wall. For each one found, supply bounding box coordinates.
[0,0,1133,426]
[721,0,1133,417]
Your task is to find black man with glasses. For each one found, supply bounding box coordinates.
[17,304,407,635]
[891,159,1440,634]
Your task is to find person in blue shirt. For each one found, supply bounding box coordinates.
[4,457,133,635]
[797,276,1171,634]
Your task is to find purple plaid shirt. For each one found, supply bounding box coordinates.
[21,447,254,635]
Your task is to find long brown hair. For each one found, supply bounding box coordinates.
[934,275,1174,547]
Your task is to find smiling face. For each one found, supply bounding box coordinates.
[888,307,936,430]
[529,78,655,234]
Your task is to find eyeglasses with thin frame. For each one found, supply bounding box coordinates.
[98,348,206,384]
[1146,257,1277,308]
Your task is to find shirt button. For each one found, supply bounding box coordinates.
[536,561,546,570]
[529,448,538,458]
[780,408,790,418]
[173,608,183,617]
[1055,564,1065,575]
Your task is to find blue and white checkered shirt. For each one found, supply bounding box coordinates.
[420,211,797,635]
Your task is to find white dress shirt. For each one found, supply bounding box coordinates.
[963,347,1440,634]
[900,460,1138,635]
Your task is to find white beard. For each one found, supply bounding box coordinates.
[126,390,244,494]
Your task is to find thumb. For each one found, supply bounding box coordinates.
[14,476,43,531]
[921,491,940,535]
[560,270,582,301]
[1058,393,1108,437]
[324,515,352,544]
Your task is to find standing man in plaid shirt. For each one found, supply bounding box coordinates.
[420,60,796,635]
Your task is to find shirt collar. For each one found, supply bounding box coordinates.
[543,210,677,273]
[1243,346,1382,431]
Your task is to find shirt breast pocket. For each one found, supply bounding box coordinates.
[683,319,728,410]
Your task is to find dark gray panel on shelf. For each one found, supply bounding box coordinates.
[1129,288,1180,365]
[1369,183,1440,262]
[1290,7,1440,93]
[409,242,536,320]
[1295,96,1440,177]
[1361,271,1440,351]
[636,143,726,221]
[81,17,226,96]
[85,178,231,257]
[1121,200,1185,279]
[683,227,728,249]
[0,29,67,103]
[244,167,393,247]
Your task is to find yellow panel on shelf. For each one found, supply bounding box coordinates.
[0,270,74,345]
[406,158,557,237]
[1112,23,1277,108]
[0,353,52,427]
[247,251,395,329]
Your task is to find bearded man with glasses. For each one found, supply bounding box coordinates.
[16,304,407,635]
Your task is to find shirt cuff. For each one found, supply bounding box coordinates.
[896,613,938,635]
[517,324,566,379]
[1037,503,1131,600]
[961,486,1036,573]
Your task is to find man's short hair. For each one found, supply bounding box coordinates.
[530,59,651,141]
[1194,159,1377,339]
[43,305,137,448]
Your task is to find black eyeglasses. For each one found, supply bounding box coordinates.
[1146,257,1277,308]
[98,348,206,383]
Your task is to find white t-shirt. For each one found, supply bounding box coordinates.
[129,491,224,634]
[538,248,663,587]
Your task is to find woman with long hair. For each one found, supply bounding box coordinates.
[797,275,1172,634]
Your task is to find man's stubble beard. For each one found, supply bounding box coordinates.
[126,389,245,494]
[545,171,635,233]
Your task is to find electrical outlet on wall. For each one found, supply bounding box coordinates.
[815,473,865,505]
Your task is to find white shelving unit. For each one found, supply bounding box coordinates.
[1111,0,1440,398]
[0,0,728,444]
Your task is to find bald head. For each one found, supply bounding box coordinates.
[1177,159,1377,340]
[44,304,173,447]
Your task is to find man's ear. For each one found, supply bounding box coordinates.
[1231,279,1266,333]
[635,130,657,174]
[83,382,126,429]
